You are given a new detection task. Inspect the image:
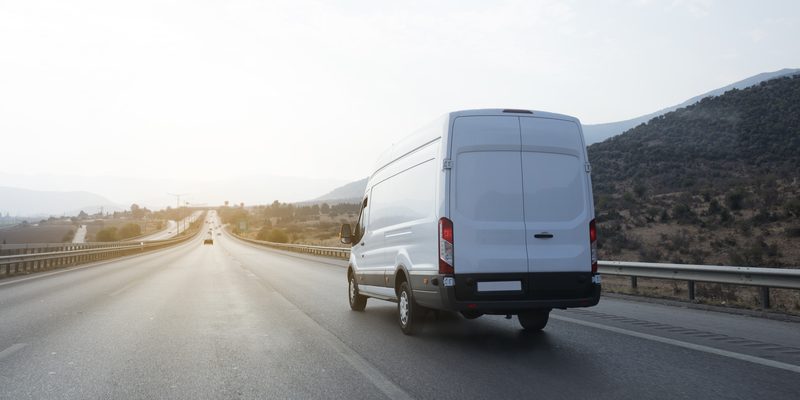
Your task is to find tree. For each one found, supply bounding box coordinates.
[95,227,118,242]
[61,230,75,243]
[267,229,288,243]
[118,223,142,239]
[130,204,145,219]
[785,199,800,218]
[725,189,746,211]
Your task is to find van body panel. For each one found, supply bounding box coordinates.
[356,196,386,287]
[370,141,441,283]
[449,116,528,276]
[520,117,593,273]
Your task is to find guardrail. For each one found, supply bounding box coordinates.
[598,261,800,309]
[233,234,350,259]
[0,227,203,279]
[230,232,800,309]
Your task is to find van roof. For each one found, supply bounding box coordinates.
[370,109,582,179]
[449,109,580,124]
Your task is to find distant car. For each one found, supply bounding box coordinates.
[203,238,213,245]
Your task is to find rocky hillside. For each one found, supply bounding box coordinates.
[588,75,800,267]
[582,68,799,144]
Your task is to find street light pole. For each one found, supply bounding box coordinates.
[167,193,188,235]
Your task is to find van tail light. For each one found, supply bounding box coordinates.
[589,219,598,274]
[439,217,454,274]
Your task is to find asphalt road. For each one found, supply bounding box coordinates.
[1,218,798,399]
[140,212,204,242]
[71,225,86,244]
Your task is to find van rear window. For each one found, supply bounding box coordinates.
[455,151,524,222]
[522,152,585,222]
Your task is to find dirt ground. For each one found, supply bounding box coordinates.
[0,223,75,244]
[84,219,165,241]
[602,274,800,315]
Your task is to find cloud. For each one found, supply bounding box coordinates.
[669,0,714,18]
[746,28,767,43]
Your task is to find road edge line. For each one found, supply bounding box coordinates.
[552,314,800,374]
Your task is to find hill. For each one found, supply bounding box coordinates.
[582,68,800,144]
[307,177,367,205]
[0,173,347,210]
[588,75,800,268]
[0,187,122,217]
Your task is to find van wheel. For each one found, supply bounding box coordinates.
[518,309,550,331]
[348,275,367,311]
[398,282,424,335]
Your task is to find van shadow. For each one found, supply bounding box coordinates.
[355,304,613,387]
[366,305,557,352]
[353,305,613,394]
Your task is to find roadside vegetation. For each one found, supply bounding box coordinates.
[218,201,360,246]
[588,75,800,314]
[589,75,800,269]
[0,204,179,244]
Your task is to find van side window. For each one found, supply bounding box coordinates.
[353,197,368,244]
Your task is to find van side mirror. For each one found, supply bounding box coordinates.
[339,224,353,244]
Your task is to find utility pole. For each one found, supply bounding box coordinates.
[167,193,188,234]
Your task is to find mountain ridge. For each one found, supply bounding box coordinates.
[303,178,368,205]
[582,68,800,144]
[0,186,123,217]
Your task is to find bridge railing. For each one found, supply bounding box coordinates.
[0,226,203,279]
[230,231,800,309]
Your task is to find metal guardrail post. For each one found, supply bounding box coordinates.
[630,276,637,289]
[688,281,695,300]
[760,287,770,309]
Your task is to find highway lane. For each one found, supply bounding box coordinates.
[138,219,178,241]
[1,221,798,399]
[139,212,203,242]
[0,234,383,399]
[219,234,800,399]
[71,225,86,244]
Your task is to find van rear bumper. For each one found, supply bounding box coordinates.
[435,272,601,314]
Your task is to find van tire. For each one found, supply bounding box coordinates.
[348,275,367,311]
[518,309,550,331]
[398,282,423,335]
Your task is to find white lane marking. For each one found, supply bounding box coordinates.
[552,315,800,374]
[237,264,413,400]
[0,343,28,361]
[314,327,414,400]
[109,280,139,297]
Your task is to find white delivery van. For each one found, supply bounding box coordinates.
[340,109,600,334]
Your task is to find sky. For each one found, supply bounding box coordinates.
[1,0,799,193]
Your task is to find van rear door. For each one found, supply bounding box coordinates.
[449,116,528,276]
[519,117,592,273]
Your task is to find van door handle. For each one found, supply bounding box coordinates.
[534,233,554,239]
